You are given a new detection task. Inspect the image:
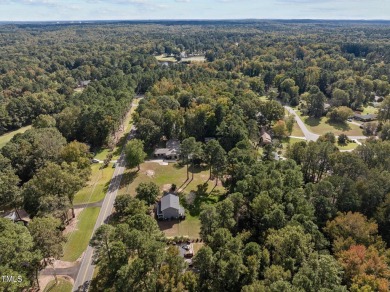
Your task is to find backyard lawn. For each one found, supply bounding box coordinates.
[61,207,101,262]
[297,111,364,136]
[73,163,115,205]
[0,125,32,149]
[44,278,72,292]
[158,214,201,239]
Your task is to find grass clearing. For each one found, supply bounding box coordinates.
[118,162,224,197]
[155,54,177,63]
[296,111,364,136]
[361,106,378,115]
[73,163,115,205]
[337,141,359,150]
[62,207,101,262]
[0,125,32,149]
[158,214,201,238]
[291,121,305,137]
[44,278,72,292]
[181,56,206,62]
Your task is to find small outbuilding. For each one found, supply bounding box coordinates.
[156,193,185,220]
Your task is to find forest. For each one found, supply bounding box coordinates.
[0,20,390,291]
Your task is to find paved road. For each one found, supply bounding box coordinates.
[285,106,320,141]
[72,129,137,291]
[285,106,369,141]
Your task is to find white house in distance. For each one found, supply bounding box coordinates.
[156,193,185,220]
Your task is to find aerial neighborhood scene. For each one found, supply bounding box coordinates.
[1,1,390,292]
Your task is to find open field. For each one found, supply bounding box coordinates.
[155,54,177,63]
[73,163,115,205]
[118,162,225,196]
[297,111,364,136]
[44,278,72,292]
[0,125,32,149]
[62,207,101,262]
[181,56,206,62]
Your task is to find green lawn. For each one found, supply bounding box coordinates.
[0,125,32,149]
[62,207,101,262]
[73,164,115,205]
[158,214,201,239]
[337,142,359,151]
[44,278,72,292]
[297,111,364,136]
[291,121,305,137]
[361,106,378,115]
[118,162,224,196]
[181,56,206,62]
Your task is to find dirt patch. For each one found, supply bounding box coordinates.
[186,191,196,205]
[162,184,172,192]
[146,170,155,177]
[63,208,83,236]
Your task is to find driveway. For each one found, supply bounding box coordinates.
[285,106,369,142]
[285,106,320,141]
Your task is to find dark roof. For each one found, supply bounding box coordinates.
[354,113,377,120]
[161,193,181,211]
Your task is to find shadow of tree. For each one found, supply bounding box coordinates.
[181,189,224,217]
[303,116,321,127]
[103,170,138,193]
[327,120,352,131]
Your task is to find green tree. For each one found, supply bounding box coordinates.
[292,253,346,292]
[29,216,65,284]
[305,86,326,118]
[124,139,147,171]
[181,137,203,180]
[23,162,84,220]
[32,114,56,128]
[136,182,160,205]
[378,96,390,122]
[328,106,353,123]
[380,122,390,140]
[265,225,314,273]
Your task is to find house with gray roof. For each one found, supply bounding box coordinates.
[153,139,181,160]
[156,193,185,220]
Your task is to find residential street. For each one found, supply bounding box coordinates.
[72,111,138,291]
[285,106,369,141]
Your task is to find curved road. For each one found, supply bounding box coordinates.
[285,106,369,141]
[73,101,139,291]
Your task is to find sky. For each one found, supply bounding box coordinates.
[0,0,389,22]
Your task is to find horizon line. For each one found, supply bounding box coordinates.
[1,18,390,23]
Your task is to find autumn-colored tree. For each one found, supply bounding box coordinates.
[324,212,385,253]
[337,245,390,291]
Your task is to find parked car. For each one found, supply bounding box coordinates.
[91,158,99,163]
[112,163,116,168]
